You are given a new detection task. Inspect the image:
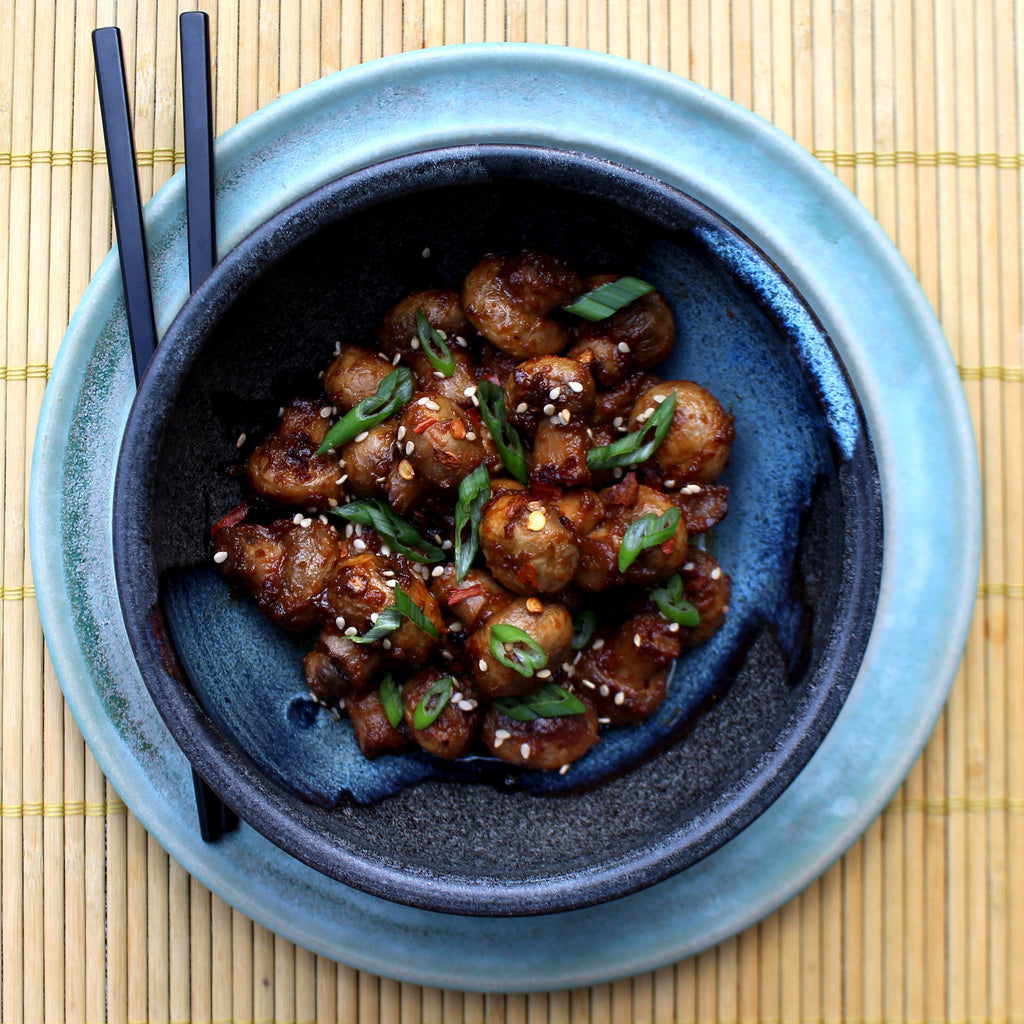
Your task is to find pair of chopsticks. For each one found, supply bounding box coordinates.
[93,14,237,842]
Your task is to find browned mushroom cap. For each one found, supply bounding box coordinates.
[377,289,471,359]
[430,564,516,634]
[629,381,735,484]
[401,668,481,760]
[214,517,342,632]
[479,491,579,595]
[465,598,573,699]
[575,483,689,590]
[675,549,731,646]
[322,343,395,411]
[482,698,599,770]
[338,420,396,498]
[574,610,682,724]
[410,348,479,408]
[530,420,593,490]
[665,482,730,535]
[245,398,346,509]
[462,250,582,360]
[346,686,411,758]
[567,276,675,386]
[504,355,596,435]
[303,627,383,705]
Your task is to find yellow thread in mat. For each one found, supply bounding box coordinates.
[814,149,1024,168]
[1,585,36,600]
[978,582,1024,599]
[958,365,1024,381]
[0,148,184,167]
[0,800,129,818]
[885,796,1024,814]
[1,363,51,380]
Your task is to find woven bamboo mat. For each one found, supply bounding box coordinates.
[2,1,1021,1020]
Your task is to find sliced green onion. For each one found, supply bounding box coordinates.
[454,465,491,582]
[618,506,682,572]
[392,585,439,639]
[330,499,445,563]
[412,676,454,730]
[415,308,456,377]
[586,389,677,471]
[378,673,404,728]
[491,684,587,722]
[349,606,403,644]
[570,608,597,650]
[562,276,655,321]
[651,573,701,627]
[317,366,415,454]
[489,623,548,678]
[475,380,529,484]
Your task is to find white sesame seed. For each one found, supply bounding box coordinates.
[421,246,431,257]
[385,579,397,588]
[397,425,407,440]
[464,385,478,397]
[277,407,285,417]
[292,513,304,524]
[633,633,642,647]
[380,545,391,557]
[345,524,354,538]
[599,684,610,696]
[452,692,464,703]
[405,440,415,455]
[466,432,477,441]
[612,416,623,428]
[683,483,702,495]
[494,731,509,746]
[320,406,333,418]
[370,612,379,623]
[559,764,570,774]
[335,616,347,630]
[573,651,583,664]
[683,562,695,571]
[353,538,367,551]
[613,468,624,478]
[668,622,680,633]
[459,699,477,711]
[353,431,369,443]
[614,691,626,705]
[653,394,667,404]
[344,626,358,636]
[319,515,329,524]
[417,397,430,406]
[441,540,453,551]
[478,659,488,672]
[213,550,228,564]
[549,387,561,399]
[581,679,596,689]
[382,639,392,649]
[520,743,531,759]
[328,498,338,507]
[617,341,630,353]
[536,669,552,679]
[542,403,556,416]
[441,649,454,660]
[431,565,445,577]
[664,479,677,488]
[425,400,441,411]
[338,474,349,484]
[410,337,421,350]
[235,432,247,448]
[598,717,612,724]
[711,567,722,580]
[592,639,604,650]
[560,409,571,423]
[392,353,402,365]
[448,621,463,633]
[433,371,445,378]
[516,402,528,414]
[569,381,584,393]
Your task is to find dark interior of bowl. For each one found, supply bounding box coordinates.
[113,145,881,916]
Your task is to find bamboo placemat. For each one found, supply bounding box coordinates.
[2,1,1021,1021]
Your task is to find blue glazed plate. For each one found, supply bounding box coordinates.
[31,44,978,989]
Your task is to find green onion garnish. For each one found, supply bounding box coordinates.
[586,389,677,471]
[570,608,597,650]
[562,276,655,322]
[349,606,403,645]
[415,308,456,377]
[317,366,415,454]
[491,684,587,722]
[475,380,529,484]
[351,584,439,645]
[454,465,491,582]
[330,499,445,564]
[393,584,439,639]
[618,507,682,572]
[488,623,548,678]
[378,673,404,728]
[651,573,701,627]
[413,677,454,730]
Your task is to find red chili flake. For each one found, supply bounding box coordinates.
[210,501,250,536]
[447,584,484,606]
[413,417,438,434]
[660,539,675,556]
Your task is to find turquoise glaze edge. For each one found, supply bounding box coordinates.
[30,43,979,991]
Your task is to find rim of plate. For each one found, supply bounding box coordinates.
[29,43,979,991]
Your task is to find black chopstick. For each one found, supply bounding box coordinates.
[180,11,217,290]
[92,27,157,385]
[179,11,238,843]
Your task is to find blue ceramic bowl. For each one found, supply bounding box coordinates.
[112,144,880,916]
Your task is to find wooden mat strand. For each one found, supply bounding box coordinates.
[2,1,1022,1021]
